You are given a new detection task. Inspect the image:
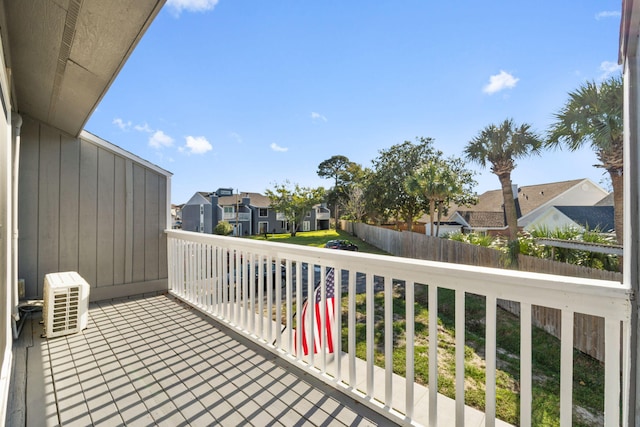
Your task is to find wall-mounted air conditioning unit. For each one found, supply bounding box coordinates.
[43,272,90,338]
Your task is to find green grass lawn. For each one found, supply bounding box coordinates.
[247,229,390,255]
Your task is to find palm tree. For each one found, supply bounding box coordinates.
[405,157,476,237]
[405,160,446,236]
[547,75,623,245]
[465,119,543,243]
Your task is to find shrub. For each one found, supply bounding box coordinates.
[214,221,233,235]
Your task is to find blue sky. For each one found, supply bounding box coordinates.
[85,0,623,204]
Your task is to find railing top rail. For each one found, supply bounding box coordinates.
[166,229,631,320]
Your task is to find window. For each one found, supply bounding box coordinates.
[259,208,268,217]
[224,206,234,215]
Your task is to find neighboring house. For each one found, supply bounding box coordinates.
[182,188,330,235]
[516,179,609,229]
[439,178,609,236]
[525,205,615,234]
[181,192,213,233]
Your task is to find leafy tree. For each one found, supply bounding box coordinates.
[405,156,477,236]
[366,137,437,231]
[342,184,367,221]
[213,221,233,236]
[265,181,325,236]
[547,75,623,245]
[465,119,543,244]
[317,155,363,225]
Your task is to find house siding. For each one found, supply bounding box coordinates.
[0,34,11,423]
[18,115,170,301]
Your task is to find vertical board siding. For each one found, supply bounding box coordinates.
[37,126,61,296]
[113,156,126,285]
[158,176,168,278]
[18,117,170,300]
[144,171,159,281]
[97,149,115,287]
[131,164,146,283]
[58,134,80,272]
[17,116,39,296]
[78,140,98,287]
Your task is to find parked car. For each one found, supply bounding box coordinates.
[324,239,358,251]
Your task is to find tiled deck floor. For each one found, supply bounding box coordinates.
[7,294,394,426]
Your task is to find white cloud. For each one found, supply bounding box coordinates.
[113,118,131,131]
[134,122,153,133]
[599,61,622,80]
[182,136,213,154]
[166,0,218,15]
[595,10,620,20]
[311,112,327,122]
[270,143,288,152]
[483,70,519,95]
[149,130,174,149]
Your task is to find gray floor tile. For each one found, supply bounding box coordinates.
[8,294,396,427]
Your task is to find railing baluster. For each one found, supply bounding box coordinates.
[198,242,204,307]
[485,295,497,427]
[320,266,327,372]
[306,261,314,366]
[223,248,229,319]
[385,275,393,407]
[285,258,293,354]
[335,268,342,383]
[295,260,303,359]
[366,273,374,397]
[604,317,621,426]
[429,284,438,427]
[258,254,264,340]
[274,257,284,348]
[348,269,356,387]
[455,289,465,427]
[560,310,574,426]
[267,255,274,344]
[520,302,532,427]
[406,280,415,420]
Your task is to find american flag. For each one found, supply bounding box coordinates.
[299,267,336,355]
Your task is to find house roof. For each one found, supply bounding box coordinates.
[2,0,165,136]
[217,192,272,208]
[595,192,614,206]
[449,179,586,218]
[455,211,507,228]
[555,206,615,232]
[184,192,211,205]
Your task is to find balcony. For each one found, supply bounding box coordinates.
[222,212,251,221]
[316,212,331,220]
[7,230,630,426]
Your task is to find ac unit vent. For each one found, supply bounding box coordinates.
[43,272,90,338]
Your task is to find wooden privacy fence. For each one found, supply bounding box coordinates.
[341,220,623,362]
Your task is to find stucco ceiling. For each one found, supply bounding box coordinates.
[2,0,165,136]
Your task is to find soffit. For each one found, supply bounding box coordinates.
[4,0,165,136]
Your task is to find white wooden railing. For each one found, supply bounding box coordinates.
[316,211,330,220]
[222,212,251,221]
[166,229,632,426]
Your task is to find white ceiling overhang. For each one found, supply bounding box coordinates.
[2,0,165,136]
